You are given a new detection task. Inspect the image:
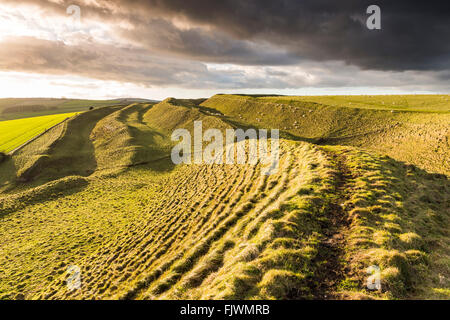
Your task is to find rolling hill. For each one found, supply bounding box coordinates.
[0,96,448,300]
[201,94,450,175]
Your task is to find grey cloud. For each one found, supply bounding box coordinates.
[0,36,448,92]
[115,18,299,66]
[5,0,450,72]
[0,1,449,92]
[0,36,207,86]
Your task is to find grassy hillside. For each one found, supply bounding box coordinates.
[257,94,450,113]
[201,95,450,175]
[0,113,78,153]
[0,97,448,300]
[0,107,120,191]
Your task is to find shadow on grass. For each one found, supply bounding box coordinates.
[125,104,176,173]
[18,107,118,185]
[0,157,17,192]
[0,176,89,219]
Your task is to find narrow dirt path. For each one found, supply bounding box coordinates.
[312,149,353,299]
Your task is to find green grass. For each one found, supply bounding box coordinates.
[0,113,78,153]
[240,94,450,113]
[201,94,450,175]
[323,146,449,299]
[0,96,448,300]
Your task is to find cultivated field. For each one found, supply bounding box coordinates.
[0,98,149,121]
[0,96,448,300]
[0,112,78,153]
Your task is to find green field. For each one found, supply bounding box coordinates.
[0,98,137,121]
[0,95,448,300]
[0,112,79,153]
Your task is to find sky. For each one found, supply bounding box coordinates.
[0,0,449,100]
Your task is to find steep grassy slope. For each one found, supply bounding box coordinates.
[0,97,448,300]
[90,104,143,172]
[90,98,232,173]
[0,120,65,192]
[16,107,121,185]
[143,98,231,134]
[0,106,120,192]
[201,95,450,175]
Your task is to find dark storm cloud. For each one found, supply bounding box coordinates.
[116,18,300,66]
[4,0,450,72]
[114,0,450,71]
[1,0,449,92]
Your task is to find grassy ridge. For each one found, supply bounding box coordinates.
[16,107,120,184]
[0,97,448,300]
[201,94,450,175]
[325,147,449,299]
[258,94,450,113]
[90,104,140,172]
[143,98,231,134]
[0,107,120,191]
